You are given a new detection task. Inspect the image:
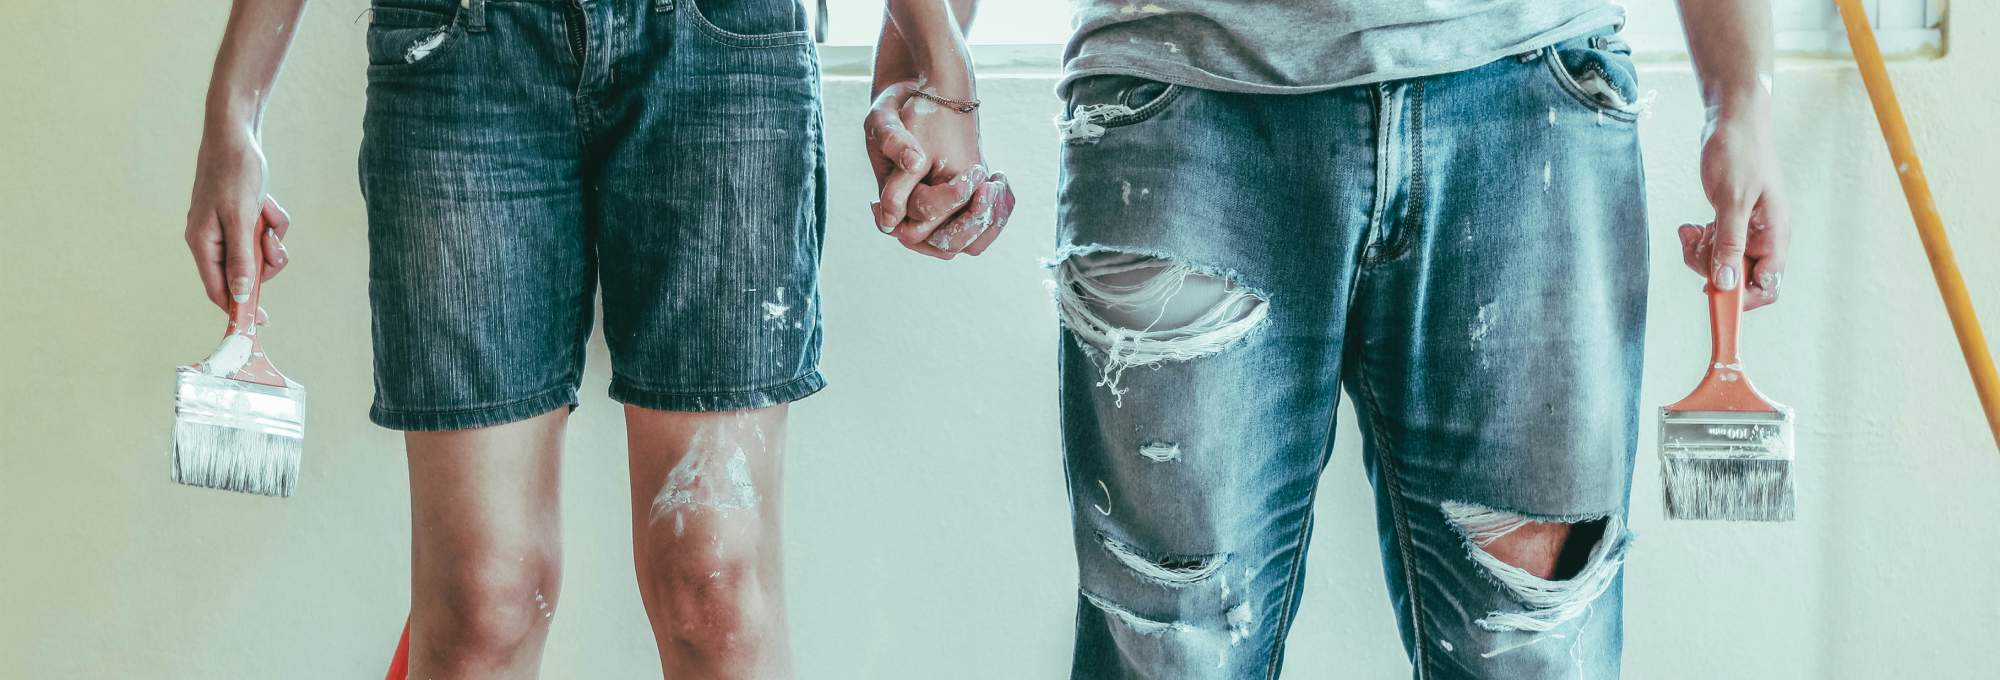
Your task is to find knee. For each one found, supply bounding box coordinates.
[1077,531,1260,674]
[419,556,557,667]
[639,509,775,660]
[1440,501,1628,633]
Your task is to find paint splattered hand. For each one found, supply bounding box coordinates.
[1681,105,1790,311]
[185,122,288,323]
[863,80,1014,260]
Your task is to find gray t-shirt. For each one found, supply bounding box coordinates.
[1060,1,1625,95]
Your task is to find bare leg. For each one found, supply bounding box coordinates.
[405,408,568,680]
[1473,516,1606,580]
[626,404,792,680]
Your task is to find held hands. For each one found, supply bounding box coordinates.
[185,122,288,325]
[1676,103,1790,311]
[865,80,1014,259]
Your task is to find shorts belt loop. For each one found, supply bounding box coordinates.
[655,0,674,12]
[462,0,486,32]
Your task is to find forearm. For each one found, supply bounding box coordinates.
[1675,0,1774,117]
[873,0,978,97]
[204,0,311,134]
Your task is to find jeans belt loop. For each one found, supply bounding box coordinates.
[655,0,674,13]
[462,0,487,32]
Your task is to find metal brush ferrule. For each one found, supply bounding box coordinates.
[174,368,306,440]
[1659,409,1793,461]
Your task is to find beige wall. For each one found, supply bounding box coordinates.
[4,1,1998,678]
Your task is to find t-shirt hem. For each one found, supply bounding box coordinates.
[1055,11,1625,98]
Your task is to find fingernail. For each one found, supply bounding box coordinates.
[1761,271,1782,291]
[871,202,892,233]
[1714,265,1738,291]
[230,276,252,303]
[899,149,921,169]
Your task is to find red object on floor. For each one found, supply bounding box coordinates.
[386,618,410,680]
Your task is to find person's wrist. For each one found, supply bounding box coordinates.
[1704,81,1771,120]
[204,82,267,133]
[198,118,259,159]
[915,52,975,100]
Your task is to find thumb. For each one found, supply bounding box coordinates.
[1709,203,1751,291]
[222,211,261,305]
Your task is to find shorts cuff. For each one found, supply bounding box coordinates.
[369,385,580,432]
[609,371,826,413]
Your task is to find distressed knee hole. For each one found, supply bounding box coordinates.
[1053,251,1269,404]
[1081,590,1193,636]
[1441,501,1629,633]
[1099,534,1226,587]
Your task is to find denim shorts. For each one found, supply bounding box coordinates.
[359,0,826,431]
[1052,27,1646,680]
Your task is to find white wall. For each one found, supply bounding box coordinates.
[3,1,1998,678]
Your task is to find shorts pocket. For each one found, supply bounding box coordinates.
[1543,35,1644,122]
[365,5,465,76]
[685,0,811,49]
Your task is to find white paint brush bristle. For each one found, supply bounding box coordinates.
[170,369,305,498]
[1659,409,1794,521]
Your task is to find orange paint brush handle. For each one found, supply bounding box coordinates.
[190,221,291,388]
[1706,282,1743,369]
[1667,282,1780,413]
[1834,0,2000,452]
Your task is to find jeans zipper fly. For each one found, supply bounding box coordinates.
[563,0,587,66]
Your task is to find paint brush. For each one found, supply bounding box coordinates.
[1659,279,1794,521]
[170,226,305,497]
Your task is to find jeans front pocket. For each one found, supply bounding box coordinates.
[685,0,811,48]
[1058,75,1186,144]
[365,5,466,77]
[1542,35,1646,122]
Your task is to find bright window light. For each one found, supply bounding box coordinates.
[810,0,1072,46]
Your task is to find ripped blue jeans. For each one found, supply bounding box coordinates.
[1052,28,1647,680]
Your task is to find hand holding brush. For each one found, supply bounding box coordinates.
[1658,247,1795,522]
[177,0,309,496]
[171,202,305,497]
